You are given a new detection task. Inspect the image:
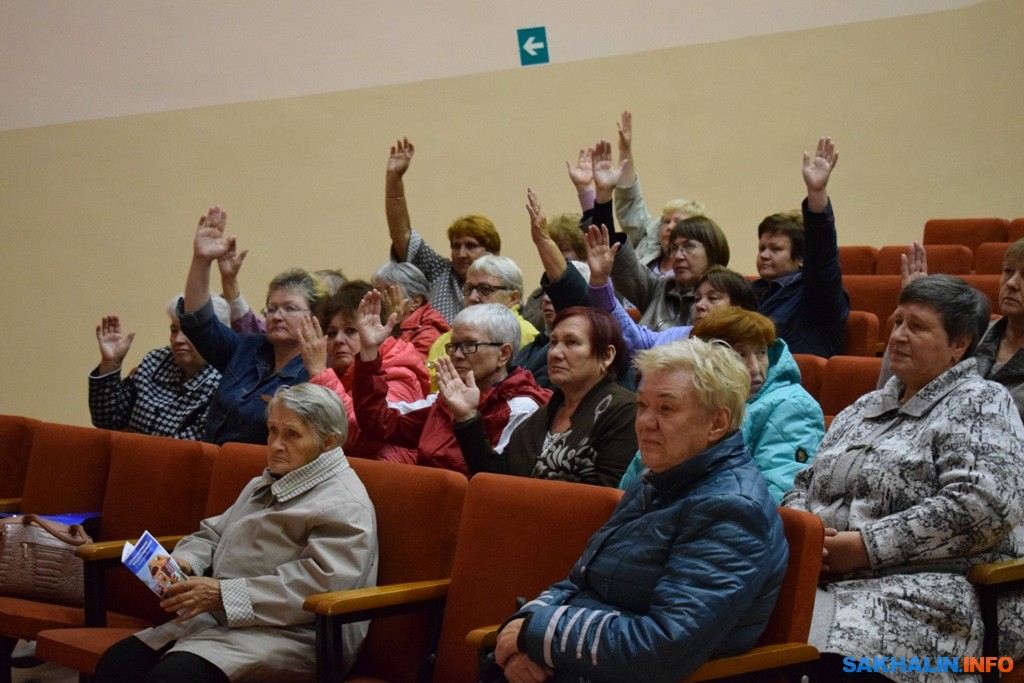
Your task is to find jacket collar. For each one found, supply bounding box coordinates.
[644,431,746,499]
[255,447,347,503]
[867,357,978,419]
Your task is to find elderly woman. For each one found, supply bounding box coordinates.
[94,383,378,683]
[370,261,450,359]
[620,307,824,502]
[296,281,429,464]
[355,299,550,475]
[178,206,328,444]
[493,338,787,682]
[385,137,502,323]
[89,295,230,440]
[454,306,637,486]
[783,275,1024,681]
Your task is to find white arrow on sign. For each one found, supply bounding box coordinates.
[523,36,545,56]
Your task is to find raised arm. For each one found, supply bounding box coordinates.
[592,140,628,206]
[802,136,838,214]
[95,315,135,375]
[527,188,568,282]
[185,206,233,314]
[616,110,637,188]
[385,138,415,261]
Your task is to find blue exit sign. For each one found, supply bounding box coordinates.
[517,26,549,66]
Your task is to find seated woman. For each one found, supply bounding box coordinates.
[88,294,230,440]
[297,281,429,464]
[354,298,550,475]
[783,275,1024,680]
[452,306,637,486]
[177,206,328,444]
[493,338,788,682]
[95,383,378,683]
[520,212,585,331]
[370,261,450,359]
[620,307,824,502]
[385,137,502,323]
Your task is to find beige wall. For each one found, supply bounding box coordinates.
[2,0,1022,426]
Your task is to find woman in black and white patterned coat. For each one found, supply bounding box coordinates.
[784,275,1024,683]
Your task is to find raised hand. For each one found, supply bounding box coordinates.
[355,290,397,360]
[193,205,234,263]
[591,140,628,201]
[583,224,620,287]
[96,315,135,373]
[526,187,551,245]
[217,240,249,281]
[802,137,839,212]
[900,241,928,291]
[381,284,413,322]
[565,148,594,193]
[297,315,328,377]
[616,110,632,156]
[435,355,481,421]
[387,137,415,177]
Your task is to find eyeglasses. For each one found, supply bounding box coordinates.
[444,341,504,355]
[670,241,704,256]
[462,283,510,298]
[260,306,309,318]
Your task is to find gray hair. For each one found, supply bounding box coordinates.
[468,255,525,300]
[314,269,348,295]
[267,268,330,310]
[453,303,521,369]
[633,337,748,433]
[168,293,230,327]
[267,383,348,449]
[898,274,991,358]
[372,261,430,302]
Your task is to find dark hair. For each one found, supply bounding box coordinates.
[670,216,730,268]
[692,306,776,348]
[315,280,379,329]
[698,266,759,311]
[550,306,629,379]
[757,211,804,262]
[898,274,991,358]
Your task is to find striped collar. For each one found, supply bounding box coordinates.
[255,447,347,503]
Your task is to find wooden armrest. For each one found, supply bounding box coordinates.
[0,498,22,513]
[968,557,1024,586]
[303,579,450,617]
[684,643,819,682]
[466,624,501,650]
[76,535,187,562]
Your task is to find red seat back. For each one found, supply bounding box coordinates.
[923,218,1008,253]
[843,310,879,357]
[20,423,112,515]
[876,244,973,276]
[820,356,884,419]
[792,354,826,403]
[0,415,40,499]
[837,245,878,275]
[975,242,1013,274]
[756,508,824,645]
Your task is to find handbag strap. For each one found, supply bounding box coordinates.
[20,514,92,546]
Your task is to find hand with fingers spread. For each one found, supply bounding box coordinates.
[217,239,249,303]
[435,355,480,421]
[381,284,413,323]
[297,315,328,378]
[385,138,415,260]
[387,137,415,178]
[802,137,839,213]
[193,205,234,263]
[96,315,135,374]
[591,140,628,203]
[565,148,594,194]
[160,576,222,622]
[526,187,551,246]
[584,224,620,287]
[355,290,397,361]
[616,110,637,188]
[900,241,928,291]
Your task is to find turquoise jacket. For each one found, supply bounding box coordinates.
[619,339,824,503]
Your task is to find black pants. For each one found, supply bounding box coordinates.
[94,635,230,683]
[818,653,894,682]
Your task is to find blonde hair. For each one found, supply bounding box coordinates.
[633,337,748,433]
[661,198,706,218]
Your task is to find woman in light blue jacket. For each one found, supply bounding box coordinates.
[620,307,823,502]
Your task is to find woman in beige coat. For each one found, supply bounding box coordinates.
[96,383,378,682]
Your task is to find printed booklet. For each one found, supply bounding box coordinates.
[122,531,189,598]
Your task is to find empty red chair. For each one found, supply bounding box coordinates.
[837,246,878,275]
[820,356,884,420]
[975,242,1012,274]
[843,310,880,358]
[792,354,826,403]
[876,244,973,276]
[923,218,1008,253]
[961,274,1001,310]
[842,276,901,353]
[0,415,40,500]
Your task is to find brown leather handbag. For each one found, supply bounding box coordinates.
[0,514,93,606]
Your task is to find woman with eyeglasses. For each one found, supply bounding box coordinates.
[457,306,638,487]
[177,206,329,444]
[353,298,550,475]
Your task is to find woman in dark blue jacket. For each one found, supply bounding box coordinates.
[494,337,788,683]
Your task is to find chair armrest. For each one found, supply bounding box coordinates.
[76,535,187,563]
[968,557,1024,587]
[684,643,819,682]
[466,624,501,650]
[304,579,450,618]
[0,498,22,513]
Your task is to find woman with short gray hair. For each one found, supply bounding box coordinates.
[784,274,1024,680]
[354,298,550,475]
[371,261,450,358]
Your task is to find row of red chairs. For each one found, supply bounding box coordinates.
[840,242,1015,276]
